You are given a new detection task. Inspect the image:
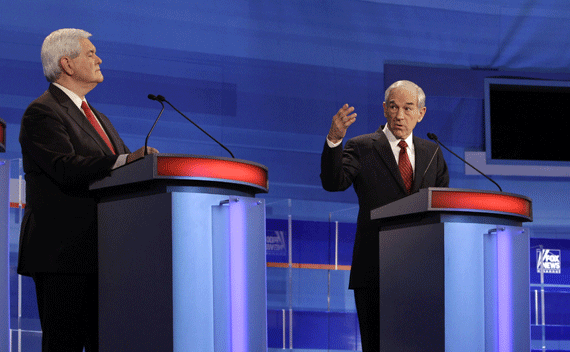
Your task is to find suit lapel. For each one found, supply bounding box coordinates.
[372,129,408,194]
[49,84,118,155]
[411,136,430,193]
[89,104,124,154]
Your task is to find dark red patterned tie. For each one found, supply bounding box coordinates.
[398,140,413,194]
[81,101,116,154]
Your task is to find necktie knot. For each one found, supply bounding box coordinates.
[398,140,408,150]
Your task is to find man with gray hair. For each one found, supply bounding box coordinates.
[320,80,449,352]
[18,28,158,351]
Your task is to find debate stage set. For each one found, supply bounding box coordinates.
[2,66,570,351]
[1,152,566,351]
[2,68,570,351]
[3,1,570,350]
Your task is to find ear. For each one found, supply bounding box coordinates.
[382,101,388,117]
[417,106,426,122]
[59,56,74,76]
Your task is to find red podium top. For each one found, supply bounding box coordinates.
[155,155,268,191]
[90,153,268,195]
[371,187,532,223]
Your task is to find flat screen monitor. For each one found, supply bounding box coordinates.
[485,77,570,166]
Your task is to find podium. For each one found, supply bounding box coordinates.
[90,154,268,351]
[371,187,532,352]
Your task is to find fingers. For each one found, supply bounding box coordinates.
[144,146,159,154]
[138,146,159,155]
[335,104,357,125]
[327,104,356,144]
[126,146,159,163]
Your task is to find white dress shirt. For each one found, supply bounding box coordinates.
[326,125,416,176]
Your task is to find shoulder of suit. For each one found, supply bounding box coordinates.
[28,84,66,106]
[22,85,74,124]
[348,131,385,144]
[23,90,55,114]
[413,135,437,148]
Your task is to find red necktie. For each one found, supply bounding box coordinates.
[81,101,116,154]
[398,140,413,194]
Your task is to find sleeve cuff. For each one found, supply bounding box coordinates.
[326,137,342,148]
[112,154,128,169]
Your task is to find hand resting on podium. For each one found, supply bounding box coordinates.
[126,146,159,164]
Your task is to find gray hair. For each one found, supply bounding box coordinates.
[41,28,92,82]
[384,80,426,109]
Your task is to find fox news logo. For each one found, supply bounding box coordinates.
[537,249,561,274]
[266,230,287,255]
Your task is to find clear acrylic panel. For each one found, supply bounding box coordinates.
[531,241,570,352]
[7,159,42,352]
[1,158,9,352]
[264,197,359,351]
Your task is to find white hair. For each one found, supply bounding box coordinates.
[41,28,92,82]
[384,80,426,109]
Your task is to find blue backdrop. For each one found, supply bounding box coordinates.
[2,0,570,213]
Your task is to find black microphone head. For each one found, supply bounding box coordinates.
[156,95,166,102]
[148,94,157,100]
[427,133,438,141]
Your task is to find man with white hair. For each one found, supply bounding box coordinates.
[320,80,449,352]
[18,28,158,351]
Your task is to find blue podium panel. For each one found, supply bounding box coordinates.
[170,192,227,351]
[378,221,530,352]
[211,196,267,352]
[490,226,531,352]
[444,222,487,351]
[98,191,267,351]
[448,223,530,352]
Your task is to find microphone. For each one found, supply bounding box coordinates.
[145,94,165,156]
[151,94,235,158]
[428,133,502,192]
[418,143,440,189]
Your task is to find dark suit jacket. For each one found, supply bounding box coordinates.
[17,84,130,276]
[320,127,449,289]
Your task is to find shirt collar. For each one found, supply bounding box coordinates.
[382,125,414,151]
[53,82,88,111]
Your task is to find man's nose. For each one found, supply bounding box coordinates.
[396,108,405,119]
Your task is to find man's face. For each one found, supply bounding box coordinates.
[67,38,103,85]
[383,86,426,140]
